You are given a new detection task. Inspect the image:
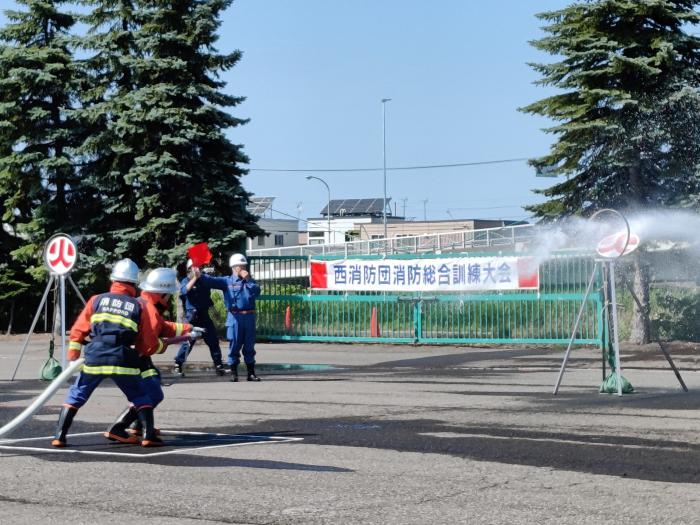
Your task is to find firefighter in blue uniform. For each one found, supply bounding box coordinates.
[51,259,164,448]
[173,259,228,377]
[226,254,261,382]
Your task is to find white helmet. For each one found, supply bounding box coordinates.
[139,268,178,294]
[110,258,140,284]
[186,259,194,270]
[229,253,247,267]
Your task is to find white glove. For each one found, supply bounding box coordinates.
[189,327,206,341]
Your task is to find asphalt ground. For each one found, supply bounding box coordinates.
[1,335,700,524]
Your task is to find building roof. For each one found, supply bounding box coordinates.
[320,198,391,217]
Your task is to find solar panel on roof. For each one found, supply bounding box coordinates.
[247,197,275,216]
[320,198,390,215]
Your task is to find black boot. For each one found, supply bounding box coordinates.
[247,363,261,382]
[230,364,239,382]
[173,362,185,378]
[136,407,163,447]
[104,407,139,444]
[215,363,226,376]
[51,406,78,447]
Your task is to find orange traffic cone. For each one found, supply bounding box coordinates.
[370,306,380,337]
[284,305,292,332]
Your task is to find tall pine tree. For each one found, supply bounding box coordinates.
[72,0,145,286]
[75,0,260,280]
[522,1,700,343]
[0,0,78,330]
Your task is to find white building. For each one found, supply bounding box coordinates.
[246,197,301,251]
[306,198,404,245]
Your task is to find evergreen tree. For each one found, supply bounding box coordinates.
[522,1,700,343]
[75,0,261,278]
[0,0,78,329]
[72,0,145,286]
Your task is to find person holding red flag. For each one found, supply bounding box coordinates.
[173,260,228,377]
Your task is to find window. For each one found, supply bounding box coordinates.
[257,236,265,246]
[274,234,284,246]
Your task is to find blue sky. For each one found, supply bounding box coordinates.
[221,0,568,222]
[2,0,570,223]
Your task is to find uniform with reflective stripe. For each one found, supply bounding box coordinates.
[83,292,142,370]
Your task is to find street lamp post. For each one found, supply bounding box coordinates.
[306,175,331,244]
[382,98,391,241]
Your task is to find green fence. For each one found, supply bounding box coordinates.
[250,253,604,346]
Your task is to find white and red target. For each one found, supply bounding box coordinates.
[44,234,78,275]
[596,230,640,258]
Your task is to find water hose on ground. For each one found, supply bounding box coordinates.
[0,358,84,438]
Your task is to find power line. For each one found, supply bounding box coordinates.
[249,157,529,173]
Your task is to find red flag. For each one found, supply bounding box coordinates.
[187,243,212,267]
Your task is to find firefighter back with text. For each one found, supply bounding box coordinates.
[51,259,169,447]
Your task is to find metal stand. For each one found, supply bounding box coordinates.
[554,259,626,396]
[608,261,624,396]
[553,261,599,394]
[9,274,85,381]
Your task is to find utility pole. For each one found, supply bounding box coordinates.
[381,98,391,239]
[422,199,428,222]
[401,197,408,218]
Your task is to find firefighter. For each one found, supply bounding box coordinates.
[105,268,203,442]
[173,259,228,377]
[225,254,261,382]
[51,259,165,448]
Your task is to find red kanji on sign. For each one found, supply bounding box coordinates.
[44,234,78,275]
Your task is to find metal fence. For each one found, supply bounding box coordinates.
[250,253,604,346]
[248,223,537,257]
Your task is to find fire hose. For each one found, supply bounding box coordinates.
[0,332,203,438]
[0,358,85,439]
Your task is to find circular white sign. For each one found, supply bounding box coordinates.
[596,230,640,258]
[44,234,78,275]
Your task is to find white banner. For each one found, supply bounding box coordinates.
[310,257,539,292]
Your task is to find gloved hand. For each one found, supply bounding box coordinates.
[68,349,81,361]
[189,326,206,341]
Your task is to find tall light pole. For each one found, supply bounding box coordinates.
[382,98,391,240]
[306,175,331,244]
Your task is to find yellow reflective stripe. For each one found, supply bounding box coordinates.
[156,339,165,354]
[90,313,138,331]
[68,341,82,351]
[174,323,185,336]
[141,369,158,378]
[82,365,140,375]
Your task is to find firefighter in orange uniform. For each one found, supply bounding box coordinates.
[51,259,168,447]
[105,268,203,441]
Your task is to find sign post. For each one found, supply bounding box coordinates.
[44,234,78,369]
[10,234,80,381]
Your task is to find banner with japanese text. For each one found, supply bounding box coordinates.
[310,256,539,292]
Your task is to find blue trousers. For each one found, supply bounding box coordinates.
[174,312,222,366]
[140,371,164,407]
[226,313,256,366]
[64,372,152,409]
